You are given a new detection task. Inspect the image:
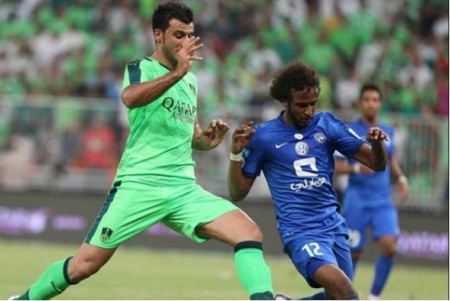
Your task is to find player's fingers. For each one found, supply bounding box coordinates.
[234,128,244,135]
[204,128,213,137]
[187,36,201,46]
[190,42,203,52]
[374,129,380,140]
[235,124,249,133]
[191,55,204,61]
[246,130,255,139]
[219,124,230,134]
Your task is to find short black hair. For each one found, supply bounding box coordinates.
[359,83,382,100]
[152,1,193,32]
[270,61,320,103]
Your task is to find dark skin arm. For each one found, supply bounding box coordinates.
[352,127,387,172]
[228,121,256,202]
[335,131,408,202]
[335,159,374,175]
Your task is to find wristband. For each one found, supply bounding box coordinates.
[230,152,243,162]
[353,163,361,174]
[398,175,408,184]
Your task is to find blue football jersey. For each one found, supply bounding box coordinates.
[242,112,365,246]
[343,119,395,208]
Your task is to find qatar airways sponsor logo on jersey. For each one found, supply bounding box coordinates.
[162,97,196,123]
[290,176,327,192]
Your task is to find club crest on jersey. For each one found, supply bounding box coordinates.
[100,227,113,242]
[294,133,303,140]
[314,132,327,144]
[295,142,309,155]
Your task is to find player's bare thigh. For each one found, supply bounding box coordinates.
[196,209,263,246]
[68,242,116,282]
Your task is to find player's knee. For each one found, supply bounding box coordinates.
[319,269,357,300]
[380,239,397,256]
[69,259,102,282]
[246,223,263,242]
[236,221,263,243]
[381,244,397,257]
[328,278,358,300]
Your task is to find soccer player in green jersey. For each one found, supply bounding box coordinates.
[11,2,274,300]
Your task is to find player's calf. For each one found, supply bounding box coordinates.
[197,210,273,299]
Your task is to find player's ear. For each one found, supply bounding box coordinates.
[154,29,163,44]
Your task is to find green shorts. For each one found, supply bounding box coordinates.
[85,180,238,248]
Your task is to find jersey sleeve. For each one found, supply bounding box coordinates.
[241,129,265,178]
[122,59,156,90]
[327,113,365,158]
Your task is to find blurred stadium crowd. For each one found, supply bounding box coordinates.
[0,0,448,115]
[0,0,448,210]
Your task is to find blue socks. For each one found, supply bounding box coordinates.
[371,255,394,296]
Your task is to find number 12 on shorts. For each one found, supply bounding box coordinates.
[302,242,324,257]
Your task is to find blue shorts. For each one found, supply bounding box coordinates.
[284,223,353,288]
[341,205,399,251]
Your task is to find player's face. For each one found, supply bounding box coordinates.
[285,88,319,128]
[359,90,382,120]
[154,19,195,67]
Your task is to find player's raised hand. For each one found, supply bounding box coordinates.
[231,121,255,154]
[366,127,388,143]
[200,119,229,148]
[174,36,203,77]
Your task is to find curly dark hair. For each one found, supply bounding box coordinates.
[270,61,320,103]
[152,1,193,32]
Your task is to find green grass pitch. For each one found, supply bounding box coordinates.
[0,239,447,299]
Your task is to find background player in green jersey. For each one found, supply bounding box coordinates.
[11,2,273,300]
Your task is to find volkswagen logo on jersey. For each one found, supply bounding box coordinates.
[295,141,309,155]
[294,133,303,140]
[314,132,327,144]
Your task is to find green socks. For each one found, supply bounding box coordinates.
[234,241,274,300]
[17,257,75,300]
[16,245,272,300]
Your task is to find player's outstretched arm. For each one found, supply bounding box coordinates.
[228,122,256,202]
[122,36,203,108]
[353,127,387,171]
[390,156,409,202]
[192,118,229,150]
[335,159,373,175]
[121,71,186,108]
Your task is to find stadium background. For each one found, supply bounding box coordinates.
[0,0,448,299]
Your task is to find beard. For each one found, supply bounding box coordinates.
[162,44,177,67]
[287,107,312,129]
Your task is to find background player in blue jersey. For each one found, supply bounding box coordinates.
[228,61,389,300]
[335,84,409,300]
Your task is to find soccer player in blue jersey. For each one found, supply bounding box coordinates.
[228,62,388,300]
[334,84,409,300]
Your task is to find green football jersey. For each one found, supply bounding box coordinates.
[116,57,198,184]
